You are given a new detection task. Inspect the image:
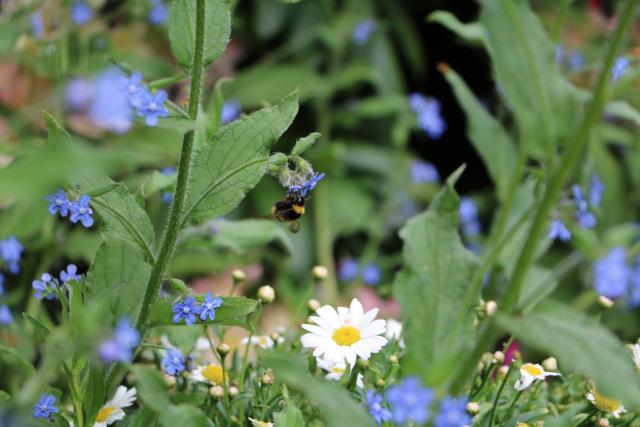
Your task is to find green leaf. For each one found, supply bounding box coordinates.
[428,11,487,45]
[125,407,158,427]
[262,352,374,427]
[86,241,152,324]
[443,67,517,201]
[496,302,640,409]
[42,111,70,139]
[605,100,640,127]
[77,176,155,262]
[168,0,231,70]
[22,313,51,339]
[82,363,105,426]
[183,92,299,225]
[273,386,305,427]
[131,366,172,412]
[145,295,259,330]
[162,405,212,427]
[0,343,35,376]
[142,170,176,198]
[291,132,321,156]
[208,219,293,254]
[393,177,479,386]
[480,0,581,159]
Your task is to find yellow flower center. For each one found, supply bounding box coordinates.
[96,406,115,422]
[515,423,530,427]
[590,389,622,413]
[257,337,270,346]
[331,366,345,375]
[522,363,543,376]
[202,364,224,384]
[332,326,360,346]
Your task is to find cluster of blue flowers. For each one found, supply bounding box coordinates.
[32,264,81,301]
[338,258,381,286]
[149,0,168,25]
[47,189,95,228]
[287,172,326,197]
[99,317,140,363]
[33,394,59,419]
[371,377,470,426]
[459,197,481,238]
[71,1,93,26]
[162,349,186,376]
[353,19,377,45]
[1,236,23,274]
[409,93,447,139]
[220,100,242,124]
[593,247,640,306]
[548,175,603,242]
[410,160,440,184]
[172,293,223,326]
[120,71,169,127]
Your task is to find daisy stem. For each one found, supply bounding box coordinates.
[347,361,363,391]
[503,389,523,423]
[488,362,513,427]
[136,0,206,330]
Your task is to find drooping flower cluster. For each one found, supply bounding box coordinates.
[287,172,326,197]
[0,236,23,274]
[172,293,223,326]
[99,318,140,363]
[410,160,440,184]
[337,258,382,286]
[592,247,640,306]
[120,71,169,126]
[409,93,447,139]
[47,189,94,228]
[353,19,377,45]
[32,264,82,301]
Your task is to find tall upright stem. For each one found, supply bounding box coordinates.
[448,0,640,394]
[137,0,207,329]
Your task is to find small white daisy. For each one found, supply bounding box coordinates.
[301,298,387,367]
[190,364,225,385]
[316,356,364,388]
[248,417,274,427]
[241,335,274,350]
[587,388,626,418]
[514,363,560,391]
[94,386,136,427]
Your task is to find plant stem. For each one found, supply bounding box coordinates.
[574,407,599,427]
[448,0,640,394]
[136,0,207,329]
[488,363,513,427]
[504,390,523,423]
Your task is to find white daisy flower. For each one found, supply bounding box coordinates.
[316,356,364,388]
[301,298,387,367]
[94,386,136,427]
[514,363,560,391]
[241,335,274,350]
[190,364,224,385]
[587,388,626,418]
[631,343,640,371]
[248,418,274,427]
[385,319,405,349]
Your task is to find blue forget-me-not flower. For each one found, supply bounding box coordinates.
[353,19,377,45]
[32,273,58,300]
[366,390,392,426]
[47,189,70,217]
[137,90,169,126]
[386,376,434,425]
[221,100,242,124]
[548,219,571,242]
[410,160,439,184]
[70,195,94,228]
[71,1,93,25]
[612,57,630,81]
[0,305,13,326]
[33,394,59,419]
[593,247,631,300]
[362,263,381,287]
[338,258,359,282]
[149,0,168,25]
[1,236,23,274]
[434,397,472,427]
[409,93,447,139]
[162,349,186,376]
[172,296,202,326]
[99,317,140,363]
[60,264,81,283]
[200,292,223,321]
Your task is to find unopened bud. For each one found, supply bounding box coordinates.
[270,332,280,343]
[261,372,274,385]
[209,385,224,398]
[375,378,385,387]
[217,343,231,358]
[164,374,176,386]
[481,352,494,365]
[542,357,558,372]
[258,285,275,303]
[229,386,239,397]
[231,269,246,283]
[597,418,610,427]
[494,351,505,364]
[598,296,614,309]
[307,299,321,311]
[357,358,369,370]
[498,365,509,377]
[485,300,498,317]
[312,265,328,280]
[389,354,398,364]
[466,402,480,415]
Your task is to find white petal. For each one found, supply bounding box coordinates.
[301,324,332,336]
[514,375,535,391]
[309,315,335,332]
[105,409,125,423]
[344,347,357,368]
[357,308,379,329]
[316,305,342,329]
[360,319,386,338]
[361,336,388,352]
[337,307,349,324]
[301,333,330,348]
[352,341,371,360]
[348,299,364,326]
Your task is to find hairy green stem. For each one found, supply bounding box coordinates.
[137,0,207,329]
[448,0,640,395]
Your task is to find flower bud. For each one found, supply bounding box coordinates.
[357,358,369,370]
[312,265,328,280]
[389,354,399,364]
[498,365,509,377]
[375,378,385,387]
[597,418,610,427]
[597,296,614,309]
[164,374,177,386]
[307,299,321,311]
[261,372,274,385]
[209,386,224,399]
[270,332,281,343]
[257,285,275,303]
[493,351,505,364]
[481,352,494,365]
[485,300,498,317]
[229,386,239,397]
[231,269,246,283]
[217,343,231,358]
[542,357,558,372]
[466,402,480,415]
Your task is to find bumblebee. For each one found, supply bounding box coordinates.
[270,193,306,233]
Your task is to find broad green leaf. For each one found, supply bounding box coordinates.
[428,11,487,45]
[126,407,158,427]
[262,352,374,427]
[328,179,374,236]
[23,313,51,339]
[162,405,212,427]
[82,363,105,426]
[145,295,258,329]
[496,302,640,409]
[481,0,581,159]
[393,176,479,386]
[131,366,172,412]
[444,67,517,201]
[142,170,176,198]
[86,241,152,324]
[183,92,299,225]
[291,132,321,156]
[605,100,640,127]
[273,391,305,427]
[77,176,155,262]
[0,343,35,376]
[168,0,231,70]
[205,219,293,253]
